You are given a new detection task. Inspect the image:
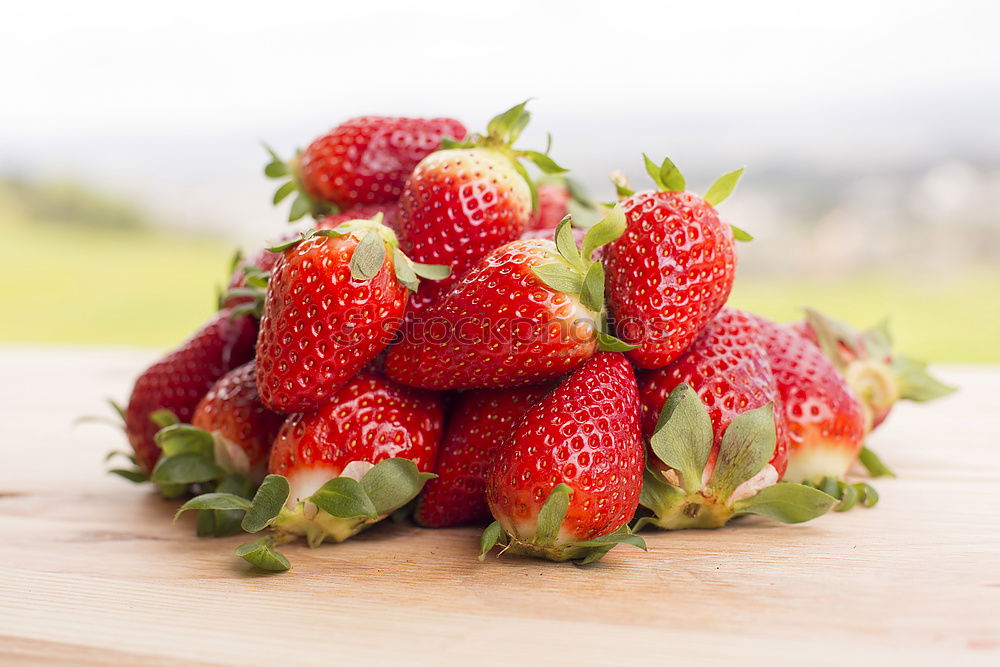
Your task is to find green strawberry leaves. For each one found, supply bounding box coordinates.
[802,476,881,511]
[578,263,606,314]
[595,332,637,352]
[704,167,744,206]
[531,262,583,294]
[708,403,777,502]
[643,154,686,193]
[527,210,633,351]
[478,520,507,561]
[893,355,956,402]
[235,537,291,572]
[733,482,839,523]
[151,452,223,486]
[349,229,387,281]
[175,458,435,572]
[647,383,714,492]
[262,143,338,222]
[534,483,572,545]
[641,387,837,530]
[360,458,436,515]
[149,422,227,496]
[858,446,895,478]
[581,206,626,261]
[241,474,291,533]
[311,477,379,521]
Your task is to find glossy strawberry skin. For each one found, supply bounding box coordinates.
[414,384,554,528]
[636,308,789,478]
[384,239,598,390]
[603,190,736,369]
[752,315,866,482]
[299,117,466,209]
[268,372,445,503]
[255,232,408,413]
[525,182,571,232]
[191,360,284,482]
[125,311,257,472]
[486,353,644,541]
[394,147,532,318]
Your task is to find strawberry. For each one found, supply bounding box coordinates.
[122,310,257,474]
[479,352,646,563]
[525,180,571,231]
[752,314,869,489]
[151,361,283,489]
[177,371,444,571]
[265,116,466,221]
[255,214,448,413]
[393,101,567,318]
[795,308,955,433]
[384,211,634,391]
[634,308,839,529]
[603,155,750,369]
[414,384,554,528]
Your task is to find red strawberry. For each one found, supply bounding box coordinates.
[794,308,954,432]
[637,308,789,477]
[752,314,867,485]
[633,308,836,530]
[525,180,571,231]
[479,352,646,563]
[255,215,448,413]
[123,310,257,473]
[603,156,748,369]
[148,361,283,509]
[178,372,444,570]
[265,116,466,221]
[393,101,567,318]
[414,384,554,528]
[189,361,283,482]
[385,212,633,391]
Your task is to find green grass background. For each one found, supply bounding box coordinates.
[1,186,996,362]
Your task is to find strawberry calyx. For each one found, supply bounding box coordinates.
[635,383,837,530]
[529,208,635,352]
[263,144,340,222]
[635,154,753,242]
[440,100,568,211]
[175,459,436,572]
[479,484,646,565]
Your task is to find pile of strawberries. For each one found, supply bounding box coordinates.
[110,103,954,571]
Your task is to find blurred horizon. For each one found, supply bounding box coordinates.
[2,0,998,360]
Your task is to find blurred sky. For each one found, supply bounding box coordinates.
[2,0,998,238]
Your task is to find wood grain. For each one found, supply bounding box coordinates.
[0,347,997,666]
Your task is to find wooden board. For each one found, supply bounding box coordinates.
[1,347,998,666]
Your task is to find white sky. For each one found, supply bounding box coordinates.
[1,0,997,234]
[2,0,996,136]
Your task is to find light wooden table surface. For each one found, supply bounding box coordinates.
[1,347,997,666]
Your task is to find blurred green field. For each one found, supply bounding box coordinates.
[1,181,996,361]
